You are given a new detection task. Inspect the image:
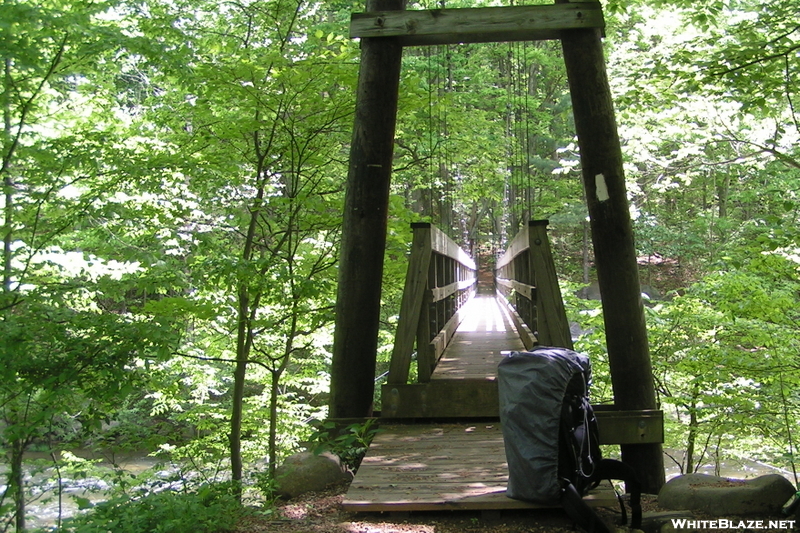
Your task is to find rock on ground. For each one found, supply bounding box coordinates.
[658,473,795,516]
[274,452,352,499]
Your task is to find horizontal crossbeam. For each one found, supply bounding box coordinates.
[350,2,604,46]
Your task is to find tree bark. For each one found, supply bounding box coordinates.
[11,437,26,532]
[558,18,665,493]
[329,0,405,418]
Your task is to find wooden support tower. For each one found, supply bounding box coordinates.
[331,0,666,496]
[342,224,663,512]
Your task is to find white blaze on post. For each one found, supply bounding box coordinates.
[595,173,609,202]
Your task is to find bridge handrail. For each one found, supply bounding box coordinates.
[495,220,572,348]
[387,223,477,385]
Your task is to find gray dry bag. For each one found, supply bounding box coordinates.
[498,347,641,532]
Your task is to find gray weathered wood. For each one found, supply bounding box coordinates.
[329,0,405,419]
[558,4,665,492]
[428,296,473,363]
[430,225,476,270]
[431,277,476,303]
[343,424,619,512]
[351,2,604,46]
[388,224,433,385]
[495,278,535,301]
[382,381,664,446]
[495,224,528,271]
[528,220,572,348]
[593,408,664,445]
[382,381,500,418]
[417,288,434,382]
[495,291,537,350]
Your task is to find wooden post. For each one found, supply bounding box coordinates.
[416,288,433,382]
[558,7,665,493]
[388,223,433,385]
[329,0,405,419]
[528,220,572,349]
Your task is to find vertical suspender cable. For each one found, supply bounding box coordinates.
[524,40,533,221]
[427,46,435,222]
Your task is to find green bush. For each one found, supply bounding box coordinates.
[309,419,380,470]
[57,483,241,533]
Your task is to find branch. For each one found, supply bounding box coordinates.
[172,351,270,371]
[715,38,800,77]
[1,33,69,177]
[709,137,800,171]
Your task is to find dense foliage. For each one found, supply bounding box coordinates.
[1,0,798,530]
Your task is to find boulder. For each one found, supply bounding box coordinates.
[274,452,351,499]
[658,473,794,516]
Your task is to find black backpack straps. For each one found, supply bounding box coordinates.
[592,458,643,529]
[560,479,612,533]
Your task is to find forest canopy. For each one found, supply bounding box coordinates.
[1,0,798,530]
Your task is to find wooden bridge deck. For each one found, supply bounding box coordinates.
[344,293,616,513]
[343,423,616,512]
[429,293,526,381]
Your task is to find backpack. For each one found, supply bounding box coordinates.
[498,347,642,533]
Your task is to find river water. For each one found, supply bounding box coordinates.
[2,450,163,530]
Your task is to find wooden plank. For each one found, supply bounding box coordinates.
[494,277,534,300]
[417,288,434,382]
[344,484,616,512]
[427,296,526,382]
[350,2,605,47]
[431,277,476,303]
[430,225,476,270]
[495,292,537,350]
[389,224,432,384]
[495,224,528,271]
[428,296,474,364]
[528,220,573,349]
[594,408,664,444]
[382,380,500,418]
[343,423,618,512]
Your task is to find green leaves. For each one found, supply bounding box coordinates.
[644,252,800,473]
[60,485,241,533]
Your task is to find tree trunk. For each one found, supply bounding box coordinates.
[230,285,250,497]
[558,13,665,494]
[10,437,26,532]
[716,172,730,219]
[329,0,404,419]
[268,370,281,478]
[269,299,297,478]
[230,181,266,498]
[686,400,698,474]
[582,218,590,284]
[3,56,14,293]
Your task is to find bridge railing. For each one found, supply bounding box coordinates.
[495,220,572,348]
[387,222,477,384]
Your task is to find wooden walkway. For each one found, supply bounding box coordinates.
[429,294,525,381]
[344,293,617,512]
[343,423,615,512]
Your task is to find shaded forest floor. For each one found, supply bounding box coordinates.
[235,483,651,533]
[235,483,797,533]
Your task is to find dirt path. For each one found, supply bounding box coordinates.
[235,483,638,533]
[235,483,797,533]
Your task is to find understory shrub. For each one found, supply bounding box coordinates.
[56,483,241,533]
